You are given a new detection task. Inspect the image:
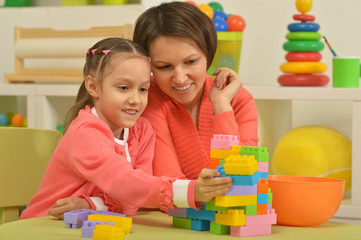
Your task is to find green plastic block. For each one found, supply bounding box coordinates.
[239,146,269,162]
[210,222,230,235]
[268,188,273,203]
[239,205,257,216]
[173,217,191,229]
[205,200,231,212]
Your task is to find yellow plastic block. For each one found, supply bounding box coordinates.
[215,209,246,226]
[215,195,257,207]
[88,214,132,234]
[93,224,124,240]
[210,149,232,159]
[223,155,258,175]
[231,145,242,153]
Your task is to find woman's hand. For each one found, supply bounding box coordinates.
[208,67,243,115]
[195,168,233,203]
[47,197,91,219]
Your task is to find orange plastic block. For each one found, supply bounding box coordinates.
[223,155,258,175]
[88,214,132,234]
[210,158,220,169]
[257,204,268,215]
[257,178,269,194]
[215,195,257,207]
[215,209,246,226]
[93,224,124,240]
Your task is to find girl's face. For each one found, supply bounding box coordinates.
[90,55,151,138]
[148,36,208,110]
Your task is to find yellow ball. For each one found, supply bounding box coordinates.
[272,126,351,193]
[198,4,214,19]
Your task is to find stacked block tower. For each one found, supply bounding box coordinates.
[169,134,277,237]
[278,0,329,86]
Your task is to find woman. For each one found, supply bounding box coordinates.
[133,2,258,184]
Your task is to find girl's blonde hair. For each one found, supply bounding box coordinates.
[63,38,147,132]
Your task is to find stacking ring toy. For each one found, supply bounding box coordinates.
[293,14,315,22]
[285,52,322,62]
[278,74,329,86]
[288,22,320,32]
[286,32,322,41]
[280,62,327,74]
[283,40,324,52]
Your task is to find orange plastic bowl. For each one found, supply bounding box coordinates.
[268,175,345,227]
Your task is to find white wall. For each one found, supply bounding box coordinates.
[0,0,360,140]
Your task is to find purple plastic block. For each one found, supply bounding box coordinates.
[267,203,272,209]
[90,210,126,217]
[224,185,257,196]
[168,208,187,218]
[64,209,92,228]
[81,220,114,238]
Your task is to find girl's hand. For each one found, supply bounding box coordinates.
[47,197,91,219]
[195,168,233,203]
[208,67,243,115]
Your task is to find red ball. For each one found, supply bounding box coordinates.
[185,1,197,6]
[226,15,246,32]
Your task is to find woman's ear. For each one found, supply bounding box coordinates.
[85,75,99,98]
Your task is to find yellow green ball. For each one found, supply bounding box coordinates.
[272,126,351,193]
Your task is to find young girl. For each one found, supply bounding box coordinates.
[20,38,232,219]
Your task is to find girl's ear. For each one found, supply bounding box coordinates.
[85,75,99,98]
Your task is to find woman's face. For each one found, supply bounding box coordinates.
[148,36,208,109]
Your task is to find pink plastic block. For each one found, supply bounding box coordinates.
[211,134,239,150]
[258,162,269,172]
[230,224,272,237]
[224,185,257,196]
[246,209,276,226]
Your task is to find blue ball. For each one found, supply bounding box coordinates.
[0,113,9,126]
[213,18,228,32]
[213,10,228,20]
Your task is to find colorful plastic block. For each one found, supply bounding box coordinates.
[81,220,114,238]
[267,188,273,203]
[223,155,258,175]
[239,205,257,216]
[210,158,221,169]
[260,172,269,179]
[191,219,210,231]
[173,217,191,229]
[215,194,257,207]
[224,185,257,196]
[93,224,124,240]
[210,222,230,235]
[64,209,92,228]
[246,209,277,226]
[257,204,268,215]
[210,134,239,150]
[204,200,231,212]
[230,224,272,237]
[186,208,216,221]
[228,171,261,186]
[168,208,187,218]
[257,193,268,204]
[258,162,269,172]
[239,146,269,162]
[88,214,132,234]
[215,209,246,226]
[257,178,269,194]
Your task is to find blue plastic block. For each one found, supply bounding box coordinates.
[186,208,216,221]
[228,171,260,186]
[191,219,210,231]
[260,172,268,179]
[257,194,268,204]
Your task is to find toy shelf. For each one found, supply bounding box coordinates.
[0,84,360,219]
